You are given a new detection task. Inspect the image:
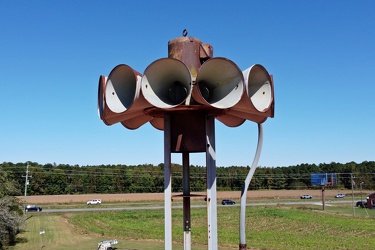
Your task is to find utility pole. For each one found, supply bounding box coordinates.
[22,163,31,206]
[350,173,355,216]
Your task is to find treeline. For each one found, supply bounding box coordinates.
[0,165,24,249]
[1,161,375,196]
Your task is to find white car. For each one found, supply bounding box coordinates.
[87,199,102,205]
[335,194,345,198]
[300,194,312,199]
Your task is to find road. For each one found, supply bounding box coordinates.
[39,200,354,213]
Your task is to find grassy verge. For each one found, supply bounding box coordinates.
[11,214,192,250]
[67,205,375,249]
[11,214,97,250]
[11,202,375,249]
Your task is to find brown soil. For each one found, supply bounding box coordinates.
[20,189,361,204]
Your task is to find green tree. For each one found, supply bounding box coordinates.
[0,165,19,197]
[0,166,24,249]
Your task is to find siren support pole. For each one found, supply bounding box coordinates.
[206,115,218,249]
[322,185,325,210]
[164,114,173,250]
[182,152,191,250]
[239,123,263,250]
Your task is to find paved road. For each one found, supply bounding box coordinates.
[40,200,355,213]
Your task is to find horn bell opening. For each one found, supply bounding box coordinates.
[105,64,141,113]
[194,57,244,109]
[141,58,192,109]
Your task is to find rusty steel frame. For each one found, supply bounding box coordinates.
[163,113,218,250]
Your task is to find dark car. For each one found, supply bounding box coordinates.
[356,201,367,208]
[25,205,42,212]
[222,199,235,205]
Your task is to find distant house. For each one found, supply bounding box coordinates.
[366,192,375,209]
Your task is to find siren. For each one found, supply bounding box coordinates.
[103,64,152,129]
[225,64,274,124]
[193,57,244,109]
[141,58,192,109]
[192,57,245,127]
[97,75,107,120]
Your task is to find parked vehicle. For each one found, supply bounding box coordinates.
[98,240,118,250]
[25,204,42,212]
[87,199,102,205]
[222,199,235,205]
[335,194,346,198]
[300,194,312,199]
[356,201,367,208]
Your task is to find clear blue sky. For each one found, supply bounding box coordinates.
[1,1,374,168]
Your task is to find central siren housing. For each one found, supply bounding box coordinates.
[98,34,274,131]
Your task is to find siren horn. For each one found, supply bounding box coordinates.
[193,57,244,109]
[103,64,152,128]
[225,64,274,123]
[192,57,245,127]
[98,75,107,120]
[141,58,192,109]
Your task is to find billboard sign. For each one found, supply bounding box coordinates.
[311,173,337,186]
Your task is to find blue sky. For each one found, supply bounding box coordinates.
[1,1,374,168]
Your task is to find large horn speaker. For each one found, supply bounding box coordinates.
[103,64,152,129]
[141,58,192,109]
[98,75,107,120]
[192,57,245,127]
[193,57,244,108]
[226,64,274,123]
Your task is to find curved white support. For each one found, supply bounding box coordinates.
[239,123,263,248]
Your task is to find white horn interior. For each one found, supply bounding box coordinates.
[244,64,272,112]
[141,58,192,109]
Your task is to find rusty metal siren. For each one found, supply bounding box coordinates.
[226,64,274,124]
[97,33,275,250]
[102,64,152,129]
[141,58,192,109]
[192,57,246,127]
[140,58,192,130]
[98,37,274,130]
[97,75,107,120]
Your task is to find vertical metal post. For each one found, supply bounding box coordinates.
[183,152,191,250]
[23,163,30,203]
[321,186,325,210]
[205,115,218,249]
[39,231,45,250]
[22,162,31,214]
[351,173,355,216]
[164,114,173,250]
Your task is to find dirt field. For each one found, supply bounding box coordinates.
[20,189,362,204]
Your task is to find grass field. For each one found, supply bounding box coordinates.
[12,214,177,250]
[67,205,375,249]
[10,191,375,249]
